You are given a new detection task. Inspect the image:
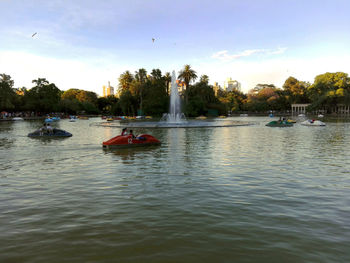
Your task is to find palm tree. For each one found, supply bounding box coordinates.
[150,69,162,80]
[135,68,147,114]
[135,68,147,84]
[118,71,134,92]
[32,78,49,88]
[200,75,209,85]
[178,65,197,103]
[0,73,14,88]
[164,72,171,95]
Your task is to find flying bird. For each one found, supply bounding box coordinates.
[32,32,37,37]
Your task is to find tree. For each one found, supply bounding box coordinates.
[135,68,147,84]
[150,69,162,81]
[217,89,247,113]
[13,87,27,110]
[244,85,288,112]
[0,74,16,109]
[283,76,309,104]
[97,95,118,114]
[80,101,99,114]
[141,79,168,116]
[61,89,80,100]
[308,72,350,111]
[0,73,14,88]
[118,71,134,92]
[199,75,209,85]
[164,72,171,95]
[185,80,224,116]
[118,89,137,116]
[76,90,98,105]
[60,89,99,114]
[309,72,349,94]
[32,78,49,88]
[59,99,80,114]
[134,68,148,114]
[178,65,197,103]
[24,78,61,112]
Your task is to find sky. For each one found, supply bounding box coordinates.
[1,0,350,96]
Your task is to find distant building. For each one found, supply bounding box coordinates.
[107,82,114,96]
[169,80,186,96]
[224,78,241,92]
[15,89,25,96]
[291,103,311,114]
[103,81,114,97]
[213,82,222,96]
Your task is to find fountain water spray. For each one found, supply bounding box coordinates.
[160,70,187,123]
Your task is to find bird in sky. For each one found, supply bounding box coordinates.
[32,32,37,37]
[152,38,155,43]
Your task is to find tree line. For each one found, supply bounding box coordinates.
[1,66,350,116]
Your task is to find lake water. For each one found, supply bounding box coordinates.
[1,117,349,262]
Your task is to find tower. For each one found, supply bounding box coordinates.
[106,81,114,96]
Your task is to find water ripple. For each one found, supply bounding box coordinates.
[0,118,350,262]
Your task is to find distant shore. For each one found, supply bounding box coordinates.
[1,113,350,122]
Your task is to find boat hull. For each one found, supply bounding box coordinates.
[266,121,293,127]
[28,129,72,137]
[301,120,325,126]
[102,134,161,149]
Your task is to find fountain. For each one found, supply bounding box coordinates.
[160,71,187,124]
[92,70,252,128]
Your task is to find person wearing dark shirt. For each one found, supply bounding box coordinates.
[129,130,136,138]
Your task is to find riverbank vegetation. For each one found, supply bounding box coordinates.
[1,67,350,116]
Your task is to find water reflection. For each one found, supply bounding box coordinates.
[1,117,350,262]
[103,145,160,161]
[102,126,116,140]
[0,138,15,148]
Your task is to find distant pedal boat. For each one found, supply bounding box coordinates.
[69,116,77,122]
[266,120,293,127]
[301,120,326,126]
[28,128,72,137]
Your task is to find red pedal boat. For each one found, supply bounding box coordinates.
[102,134,161,149]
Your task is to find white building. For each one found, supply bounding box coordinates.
[224,78,241,92]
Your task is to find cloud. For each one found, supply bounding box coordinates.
[211,49,263,60]
[211,47,287,61]
[268,47,287,55]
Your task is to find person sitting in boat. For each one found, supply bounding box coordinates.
[39,123,47,135]
[129,130,136,139]
[46,123,53,134]
[121,128,128,136]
